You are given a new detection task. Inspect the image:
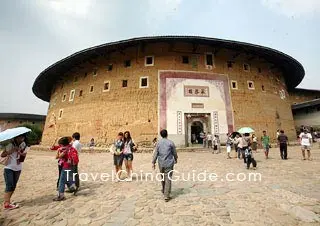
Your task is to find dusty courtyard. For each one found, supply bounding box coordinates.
[0,146,319,226]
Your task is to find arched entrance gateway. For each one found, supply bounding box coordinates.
[159,71,234,147]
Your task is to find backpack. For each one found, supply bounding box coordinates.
[67,147,79,166]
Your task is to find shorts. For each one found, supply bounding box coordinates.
[213,145,218,150]
[113,154,124,166]
[226,146,231,153]
[4,168,21,192]
[301,145,311,151]
[263,145,269,152]
[123,154,134,161]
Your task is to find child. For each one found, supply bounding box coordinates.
[53,137,77,201]
[114,132,124,181]
[89,138,95,152]
[244,147,257,169]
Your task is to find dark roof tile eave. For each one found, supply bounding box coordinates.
[32,36,305,102]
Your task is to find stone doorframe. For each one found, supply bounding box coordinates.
[185,113,211,146]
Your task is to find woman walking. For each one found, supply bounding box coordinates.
[252,134,258,153]
[1,134,28,210]
[123,131,136,181]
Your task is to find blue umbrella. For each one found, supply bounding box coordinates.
[0,127,31,143]
[237,127,255,134]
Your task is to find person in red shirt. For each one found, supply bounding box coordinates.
[53,137,77,201]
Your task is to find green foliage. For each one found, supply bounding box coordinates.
[19,123,43,145]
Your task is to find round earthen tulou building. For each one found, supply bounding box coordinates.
[33,36,305,147]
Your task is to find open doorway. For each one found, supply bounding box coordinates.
[191,121,204,144]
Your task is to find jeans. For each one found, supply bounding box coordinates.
[58,168,75,193]
[72,165,80,188]
[159,165,174,198]
[246,156,257,168]
[279,144,287,159]
[57,165,62,189]
[4,169,21,192]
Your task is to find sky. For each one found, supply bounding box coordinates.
[0,0,319,115]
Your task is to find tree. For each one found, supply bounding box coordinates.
[19,123,43,145]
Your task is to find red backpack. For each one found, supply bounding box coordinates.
[67,147,79,166]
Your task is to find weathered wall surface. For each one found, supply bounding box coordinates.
[42,42,297,145]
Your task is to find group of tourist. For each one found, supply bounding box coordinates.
[0,125,315,209]
[224,128,314,167]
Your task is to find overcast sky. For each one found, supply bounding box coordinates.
[0,0,319,115]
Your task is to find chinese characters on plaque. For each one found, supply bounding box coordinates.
[184,86,209,97]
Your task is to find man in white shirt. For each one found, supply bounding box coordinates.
[299,129,312,160]
[72,132,82,189]
[206,132,213,149]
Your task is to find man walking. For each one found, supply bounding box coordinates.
[277,130,288,160]
[152,129,178,202]
[261,131,270,159]
[299,129,312,160]
[71,132,82,190]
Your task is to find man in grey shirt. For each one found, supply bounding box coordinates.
[152,129,178,201]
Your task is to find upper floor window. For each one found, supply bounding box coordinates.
[79,90,83,97]
[145,56,154,66]
[247,81,255,90]
[122,80,128,88]
[93,69,98,76]
[243,63,250,72]
[182,56,189,64]
[140,76,149,88]
[124,60,131,68]
[231,81,238,90]
[103,81,110,91]
[58,109,63,119]
[227,61,233,69]
[205,53,214,67]
[90,85,94,93]
[62,93,67,102]
[69,90,75,101]
[107,64,113,71]
[258,67,262,73]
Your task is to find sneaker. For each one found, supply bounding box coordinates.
[125,178,132,182]
[164,197,171,202]
[53,196,66,201]
[4,203,19,210]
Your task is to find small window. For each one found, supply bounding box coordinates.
[7,121,11,123]
[258,67,262,73]
[243,64,250,71]
[62,93,67,102]
[104,81,110,91]
[107,64,113,71]
[122,80,128,88]
[205,53,213,66]
[61,84,64,89]
[93,69,97,76]
[140,77,149,88]
[74,76,78,82]
[145,56,154,66]
[227,61,233,69]
[69,90,75,101]
[247,81,255,90]
[90,85,94,93]
[19,121,22,124]
[124,60,131,67]
[79,90,83,97]
[32,122,35,124]
[84,72,88,77]
[231,81,238,90]
[261,85,265,91]
[58,109,63,119]
[182,56,189,64]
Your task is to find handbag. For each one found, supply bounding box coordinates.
[0,155,9,166]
